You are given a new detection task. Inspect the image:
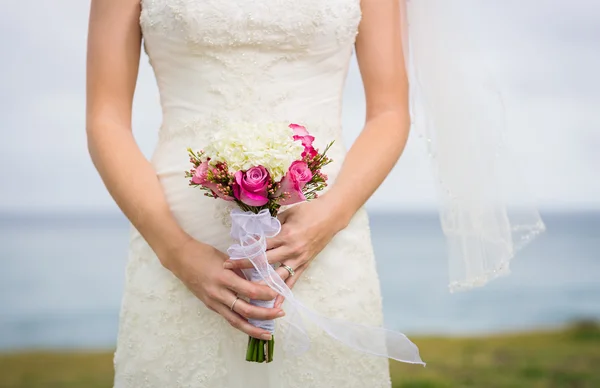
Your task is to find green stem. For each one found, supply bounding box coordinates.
[245,336,275,363]
[267,337,275,363]
[312,141,335,167]
[257,339,265,363]
[246,337,254,361]
[252,338,259,361]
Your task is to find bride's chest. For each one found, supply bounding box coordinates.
[140,0,362,49]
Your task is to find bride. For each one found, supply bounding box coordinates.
[86,0,544,387]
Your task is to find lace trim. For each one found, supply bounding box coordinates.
[140,0,362,49]
[448,220,546,292]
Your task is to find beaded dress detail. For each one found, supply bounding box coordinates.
[113,1,392,387]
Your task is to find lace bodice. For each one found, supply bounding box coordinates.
[140,0,361,133]
[114,2,394,387]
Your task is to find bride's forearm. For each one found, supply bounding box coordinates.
[87,122,192,265]
[321,0,410,230]
[321,110,410,228]
[86,0,192,267]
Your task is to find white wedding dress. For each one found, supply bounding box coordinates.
[113,0,394,387]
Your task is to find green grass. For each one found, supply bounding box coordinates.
[0,352,112,388]
[391,321,600,388]
[1,322,599,388]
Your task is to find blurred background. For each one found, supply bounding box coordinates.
[1,0,599,387]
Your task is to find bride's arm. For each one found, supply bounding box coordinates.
[224,0,409,296]
[87,0,282,338]
[323,0,409,223]
[86,0,188,261]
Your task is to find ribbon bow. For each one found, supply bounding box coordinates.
[227,209,425,364]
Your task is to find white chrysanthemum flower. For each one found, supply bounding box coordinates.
[204,122,304,182]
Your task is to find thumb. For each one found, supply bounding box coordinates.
[277,210,289,224]
[278,206,298,223]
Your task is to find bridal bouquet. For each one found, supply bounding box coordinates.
[185,122,333,363]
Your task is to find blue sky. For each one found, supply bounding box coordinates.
[0,1,598,214]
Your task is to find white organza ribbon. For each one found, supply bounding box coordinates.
[227,208,425,365]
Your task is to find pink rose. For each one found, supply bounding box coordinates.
[192,161,210,185]
[276,160,313,205]
[233,166,270,207]
[192,161,234,201]
[289,123,316,157]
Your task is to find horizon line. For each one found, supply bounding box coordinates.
[0,207,599,220]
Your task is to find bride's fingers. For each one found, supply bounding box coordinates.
[232,268,246,279]
[276,209,291,224]
[266,235,284,250]
[284,265,305,290]
[274,259,303,282]
[274,263,306,309]
[222,270,277,301]
[230,297,285,321]
[274,294,284,309]
[223,246,290,269]
[274,265,290,282]
[213,301,273,340]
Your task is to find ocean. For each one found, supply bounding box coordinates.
[0,211,598,351]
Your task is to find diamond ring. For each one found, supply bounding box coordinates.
[281,264,295,277]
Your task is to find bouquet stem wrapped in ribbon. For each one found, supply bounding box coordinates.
[228,209,281,363]
[186,122,424,366]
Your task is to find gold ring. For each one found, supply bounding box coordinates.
[230,296,239,311]
[281,264,295,277]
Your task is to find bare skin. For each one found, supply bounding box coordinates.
[223,0,410,309]
[87,0,408,330]
[86,0,282,341]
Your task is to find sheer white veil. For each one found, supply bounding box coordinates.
[400,1,546,292]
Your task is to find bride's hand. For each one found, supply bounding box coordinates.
[223,198,348,309]
[163,238,284,340]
